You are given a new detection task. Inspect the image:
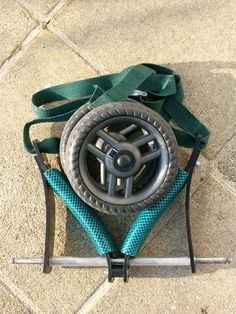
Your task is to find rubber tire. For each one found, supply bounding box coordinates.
[60,103,90,172]
[60,100,179,215]
[60,99,153,186]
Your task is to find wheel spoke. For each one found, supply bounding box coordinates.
[131,134,156,147]
[124,176,133,198]
[108,173,116,197]
[120,124,138,136]
[97,130,119,146]
[141,149,162,164]
[87,144,105,161]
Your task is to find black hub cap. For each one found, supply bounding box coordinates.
[117,154,131,168]
[105,143,141,178]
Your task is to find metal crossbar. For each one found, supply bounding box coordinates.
[12,257,231,267]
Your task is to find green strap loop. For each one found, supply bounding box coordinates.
[89,64,156,109]
[165,96,210,149]
[23,110,77,153]
[24,63,210,154]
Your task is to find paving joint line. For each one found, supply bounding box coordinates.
[47,24,109,75]
[211,132,236,161]
[46,0,71,23]
[15,0,107,76]
[75,278,112,314]
[0,0,71,80]
[202,131,236,161]
[207,132,236,193]
[0,270,42,314]
[211,172,236,196]
[1,0,108,80]
[15,0,70,23]
[0,25,43,80]
[15,0,45,22]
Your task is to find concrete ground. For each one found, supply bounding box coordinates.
[0,0,236,313]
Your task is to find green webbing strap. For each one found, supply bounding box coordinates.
[165,96,209,149]
[89,65,153,108]
[23,63,210,154]
[24,111,77,154]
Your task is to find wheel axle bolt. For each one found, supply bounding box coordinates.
[117,155,131,168]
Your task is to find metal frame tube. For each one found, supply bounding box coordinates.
[12,257,231,267]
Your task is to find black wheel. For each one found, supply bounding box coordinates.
[60,100,178,214]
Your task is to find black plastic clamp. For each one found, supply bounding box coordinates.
[105,254,130,282]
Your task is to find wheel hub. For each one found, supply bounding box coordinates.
[77,113,173,206]
[105,142,141,178]
[116,154,131,168]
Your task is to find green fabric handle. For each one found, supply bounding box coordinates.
[23,63,210,154]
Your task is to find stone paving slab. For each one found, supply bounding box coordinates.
[52,0,236,69]
[0,0,36,66]
[0,284,31,314]
[0,30,107,313]
[91,176,236,313]
[90,269,236,314]
[171,62,236,159]
[214,134,236,192]
[52,0,236,159]
[24,0,59,15]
